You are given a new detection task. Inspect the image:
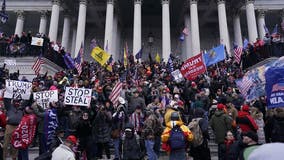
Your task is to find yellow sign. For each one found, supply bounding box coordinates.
[91,47,111,66]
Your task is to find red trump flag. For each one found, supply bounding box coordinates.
[180,53,206,80]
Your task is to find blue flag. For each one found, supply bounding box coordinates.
[203,45,226,67]
[135,48,143,60]
[63,53,75,69]
[243,38,249,49]
[265,67,284,109]
[167,56,174,72]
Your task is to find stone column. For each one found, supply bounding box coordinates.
[112,14,118,59]
[257,10,266,39]
[190,0,200,55]
[71,28,77,56]
[48,0,60,42]
[14,11,25,36]
[133,0,142,58]
[61,13,71,51]
[246,0,258,42]
[38,11,48,35]
[217,0,230,55]
[75,0,87,57]
[233,12,243,46]
[162,0,171,60]
[184,12,192,59]
[281,9,284,22]
[104,0,114,52]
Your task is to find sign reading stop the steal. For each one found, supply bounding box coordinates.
[33,90,58,109]
[180,53,206,80]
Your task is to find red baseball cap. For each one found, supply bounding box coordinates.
[66,135,77,145]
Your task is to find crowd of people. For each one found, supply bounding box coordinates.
[0,30,283,160]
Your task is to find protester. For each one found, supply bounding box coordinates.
[219,131,240,160]
[239,131,260,160]
[51,135,77,160]
[236,105,258,134]
[161,112,193,160]
[210,103,232,160]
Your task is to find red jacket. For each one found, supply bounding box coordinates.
[236,111,258,133]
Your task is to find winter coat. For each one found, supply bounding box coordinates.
[210,110,232,144]
[269,112,284,143]
[236,111,258,133]
[220,139,240,160]
[127,96,146,115]
[251,111,265,144]
[51,144,75,160]
[93,110,112,143]
[122,134,142,160]
[161,118,193,152]
[141,114,163,140]
[4,98,23,126]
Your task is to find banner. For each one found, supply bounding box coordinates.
[64,87,92,107]
[265,67,284,109]
[33,90,58,109]
[180,53,206,80]
[4,80,32,100]
[11,114,37,149]
[31,37,44,46]
[91,47,111,66]
[171,70,184,83]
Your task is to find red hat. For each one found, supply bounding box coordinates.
[178,101,184,107]
[241,105,250,112]
[191,81,197,87]
[217,103,226,110]
[66,135,77,144]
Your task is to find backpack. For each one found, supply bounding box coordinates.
[188,118,204,147]
[168,125,186,151]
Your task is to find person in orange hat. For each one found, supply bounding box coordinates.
[51,135,77,160]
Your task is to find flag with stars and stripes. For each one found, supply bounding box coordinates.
[75,44,83,75]
[32,56,44,75]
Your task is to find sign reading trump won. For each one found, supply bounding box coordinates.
[33,90,58,109]
[4,80,32,100]
[64,87,92,107]
[265,67,284,109]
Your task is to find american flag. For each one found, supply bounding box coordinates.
[182,27,189,36]
[238,76,254,98]
[234,44,242,64]
[75,44,83,75]
[32,56,44,75]
[109,81,122,107]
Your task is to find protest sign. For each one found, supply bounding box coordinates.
[4,80,32,100]
[180,53,206,80]
[171,70,184,83]
[31,37,44,46]
[265,67,284,109]
[33,90,58,109]
[64,87,92,107]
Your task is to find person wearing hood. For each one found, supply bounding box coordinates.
[210,103,232,160]
[121,123,143,160]
[161,112,193,160]
[76,112,92,160]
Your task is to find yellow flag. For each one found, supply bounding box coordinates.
[106,65,113,72]
[91,47,111,66]
[124,47,127,68]
[155,53,161,63]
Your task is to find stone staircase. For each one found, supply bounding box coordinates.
[208,126,218,160]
